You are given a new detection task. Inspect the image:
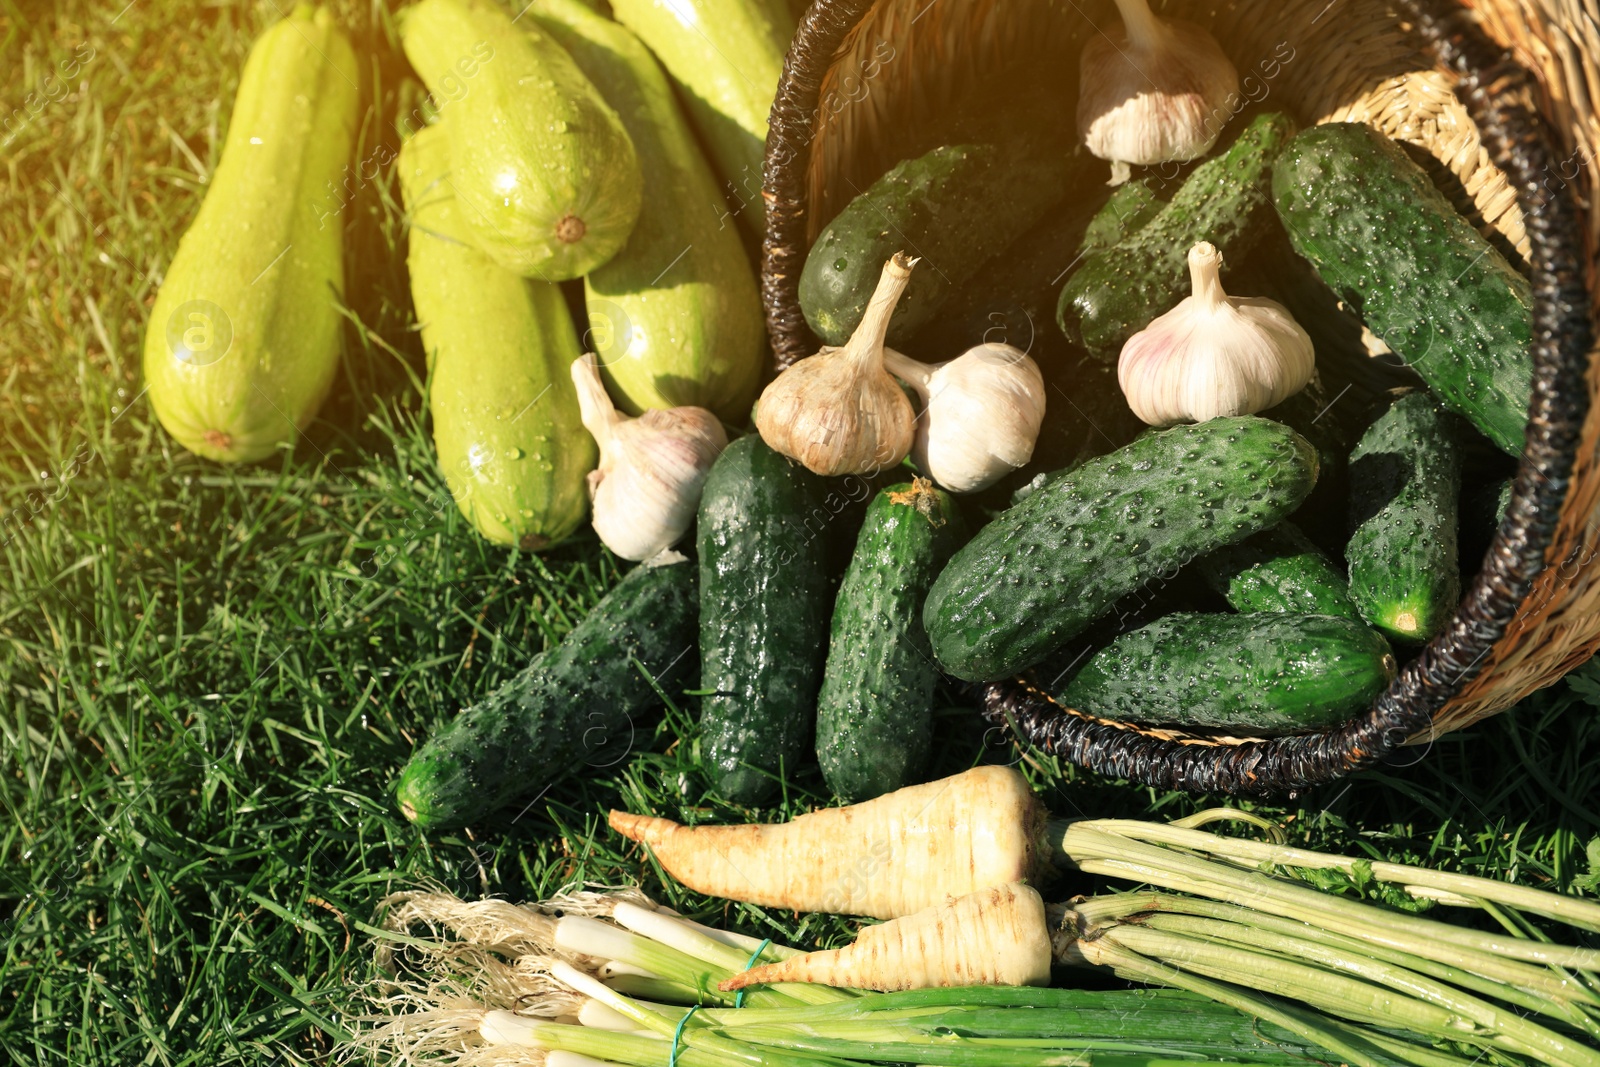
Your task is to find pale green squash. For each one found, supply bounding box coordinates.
[142,5,357,464]
[400,0,642,281]
[529,0,765,422]
[402,122,595,551]
[607,0,793,236]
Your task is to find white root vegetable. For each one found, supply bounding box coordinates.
[719,883,1052,992]
[608,766,1047,919]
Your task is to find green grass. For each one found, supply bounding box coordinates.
[1,2,1597,1065]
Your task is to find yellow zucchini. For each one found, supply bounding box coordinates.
[402,122,594,550]
[399,0,642,281]
[608,0,792,235]
[142,5,358,463]
[529,0,765,421]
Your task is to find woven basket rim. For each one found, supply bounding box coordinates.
[759,0,1597,794]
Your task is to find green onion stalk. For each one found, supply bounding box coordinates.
[350,812,1599,1067]
[350,885,1499,1067]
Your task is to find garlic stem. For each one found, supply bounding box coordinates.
[1111,0,1165,52]
[571,354,726,562]
[573,352,624,446]
[849,253,916,364]
[1189,242,1228,309]
[882,349,933,393]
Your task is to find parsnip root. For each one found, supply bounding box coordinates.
[718,882,1052,992]
[608,766,1047,919]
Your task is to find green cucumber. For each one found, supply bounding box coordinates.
[1054,612,1396,734]
[1346,391,1462,642]
[1082,179,1169,251]
[1272,123,1533,455]
[1058,112,1296,361]
[609,0,793,235]
[698,436,839,802]
[1193,522,1359,618]
[395,555,698,830]
[400,0,641,280]
[816,479,967,802]
[143,6,357,463]
[801,143,1088,348]
[529,0,765,422]
[911,179,1168,358]
[925,415,1320,681]
[402,122,594,550]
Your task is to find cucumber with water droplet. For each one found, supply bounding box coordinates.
[1053,612,1395,734]
[816,479,967,802]
[1057,112,1296,361]
[1272,122,1533,455]
[801,141,1087,348]
[1193,521,1359,618]
[924,416,1320,681]
[396,554,699,830]
[697,436,840,803]
[1346,391,1462,643]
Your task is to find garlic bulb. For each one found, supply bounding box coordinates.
[755,254,918,476]
[1118,242,1314,427]
[572,353,727,561]
[883,343,1046,494]
[1076,0,1239,185]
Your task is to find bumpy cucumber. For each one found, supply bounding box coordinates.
[400,0,641,280]
[531,0,764,421]
[1058,112,1296,361]
[925,416,1320,681]
[609,0,792,234]
[1272,123,1532,455]
[143,6,357,463]
[1193,522,1358,618]
[402,122,593,549]
[1054,612,1396,734]
[1346,391,1462,642]
[802,143,1086,348]
[816,480,967,802]
[911,179,1167,358]
[698,436,839,802]
[1081,179,1169,251]
[395,556,698,830]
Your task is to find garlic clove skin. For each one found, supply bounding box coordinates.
[884,343,1046,494]
[1076,0,1239,185]
[1117,242,1314,427]
[572,353,728,561]
[756,254,918,476]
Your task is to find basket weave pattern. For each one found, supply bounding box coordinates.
[761,0,1599,792]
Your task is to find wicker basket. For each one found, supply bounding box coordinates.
[760,0,1599,794]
